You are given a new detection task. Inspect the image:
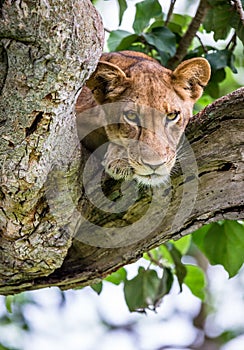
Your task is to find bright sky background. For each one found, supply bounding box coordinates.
[0,264,244,350]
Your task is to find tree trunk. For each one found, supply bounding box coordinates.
[0,1,243,295]
[0,0,104,291]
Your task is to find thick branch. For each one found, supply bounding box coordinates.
[167,0,209,69]
[1,88,243,295]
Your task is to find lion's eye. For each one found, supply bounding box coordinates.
[166,111,180,122]
[123,110,140,125]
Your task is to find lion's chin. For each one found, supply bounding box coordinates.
[105,166,169,187]
[104,160,171,187]
[133,173,170,187]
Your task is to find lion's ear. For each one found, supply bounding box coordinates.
[172,58,211,102]
[86,61,128,104]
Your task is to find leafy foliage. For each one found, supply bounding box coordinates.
[193,221,244,277]
[204,49,237,97]
[184,264,206,300]
[204,2,234,41]
[94,236,208,311]
[105,267,127,285]
[99,220,244,312]
[0,293,36,349]
[117,0,127,25]
[107,0,177,65]
[91,281,103,294]
[106,0,243,96]
[124,266,173,312]
[204,0,244,45]
[133,0,163,33]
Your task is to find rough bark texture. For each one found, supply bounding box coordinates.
[0,0,104,287]
[0,1,243,296]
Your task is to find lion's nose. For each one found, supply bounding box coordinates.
[142,159,165,171]
[150,164,162,171]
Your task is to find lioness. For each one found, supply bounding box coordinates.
[76,51,211,186]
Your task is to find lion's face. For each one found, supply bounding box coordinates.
[82,51,211,186]
[102,101,187,186]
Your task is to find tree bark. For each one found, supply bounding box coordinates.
[0,0,104,289]
[0,1,243,295]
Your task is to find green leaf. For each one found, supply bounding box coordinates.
[158,244,174,265]
[204,68,226,98]
[205,50,237,73]
[91,282,103,295]
[143,27,176,57]
[105,267,127,285]
[147,20,164,31]
[184,265,206,301]
[5,296,14,313]
[204,79,221,98]
[167,22,183,37]
[192,223,212,251]
[203,4,232,40]
[117,0,127,26]
[156,267,174,304]
[116,34,141,51]
[204,0,244,43]
[157,51,172,66]
[203,221,244,277]
[124,267,173,312]
[107,30,133,51]
[172,235,192,255]
[205,50,228,72]
[168,14,192,34]
[144,246,173,267]
[212,68,226,82]
[167,243,187,292]
[133,0,163,34]
[124,267,159,312]
[230,11,244,45]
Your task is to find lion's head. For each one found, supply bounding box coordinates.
[77,51,211,186]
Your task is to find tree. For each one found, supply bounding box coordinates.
[0,0,243,311]
[0,0,104,290]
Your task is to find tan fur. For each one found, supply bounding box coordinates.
[76,51,211,186]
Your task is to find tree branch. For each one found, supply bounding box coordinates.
[226,32,237,51]
[0,87,243,295]
[167,0,210,69]
[195,34,208,54]
[164,0,177,27]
